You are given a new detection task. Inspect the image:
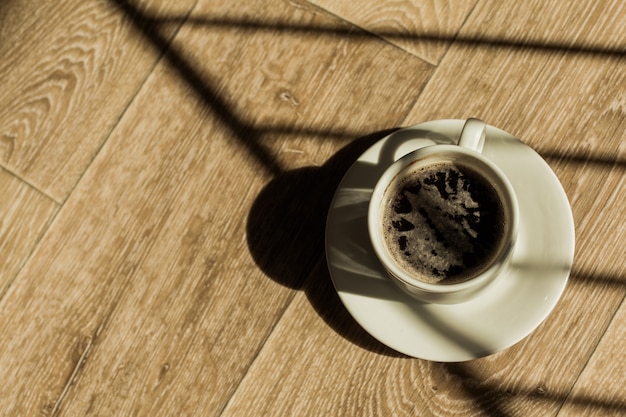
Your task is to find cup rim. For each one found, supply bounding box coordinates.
[368,144,519,297]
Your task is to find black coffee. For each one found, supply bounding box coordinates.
[382,162,506,284]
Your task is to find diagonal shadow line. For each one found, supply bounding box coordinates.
[104,4,625,417]
[550,393,626,415]
[111,0,625,173]
[444,362,626,417]
[570,269,625,288]
[539,149,626,170]
[250,124,626,170]
[146,15,626,58]
[109,0,284,176]
[444,363,523,417]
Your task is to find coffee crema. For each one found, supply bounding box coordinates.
[381,161,506,284]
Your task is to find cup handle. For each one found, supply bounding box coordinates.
[458,118,486,153]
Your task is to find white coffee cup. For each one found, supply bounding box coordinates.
[368,118,519,303]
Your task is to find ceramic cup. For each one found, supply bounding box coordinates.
[368,118,519,303]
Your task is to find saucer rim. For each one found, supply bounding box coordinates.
[325,119,575,361]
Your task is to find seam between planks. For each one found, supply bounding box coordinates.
[42,1,202,415]
[0,165,61,303]
[48,0,478,414]
[0,164,61,204]
[214,24,447,414]
[57,0,200,207]
[402,0,482,120]
[297,0,435,66]
[215,288,301,417]
[298,0,483,67]
[552,290,626,417]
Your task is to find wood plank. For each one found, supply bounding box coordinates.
[407,0,626,411]
[224,260,609,417]
[220,0,626,416]
[401,0,626,308]
[221,261,626,417]
[308,0,478,65]
[220,260,419,417]
[0,168,58,296]
[0,0,197,202]
[0,0,434,415]
[556,297,626,416]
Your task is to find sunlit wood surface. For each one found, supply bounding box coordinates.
[0,0,624,415]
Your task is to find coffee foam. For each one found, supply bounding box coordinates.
[381,162,506,284]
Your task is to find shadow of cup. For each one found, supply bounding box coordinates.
[246,129,405,356]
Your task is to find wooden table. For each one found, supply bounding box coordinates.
[0,0,624,415]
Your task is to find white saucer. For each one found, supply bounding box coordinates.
[325,120,575,362]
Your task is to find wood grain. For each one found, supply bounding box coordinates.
[402,0,626,412]
[220,262,626,417]
[0,0,433,415]
[0,0,623,415]
[224,259,599,417]
[0,0,197,202]
[0,168,58,296]
[309,0,478,65]
[556,297,626,416]
[220,0,626,416]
